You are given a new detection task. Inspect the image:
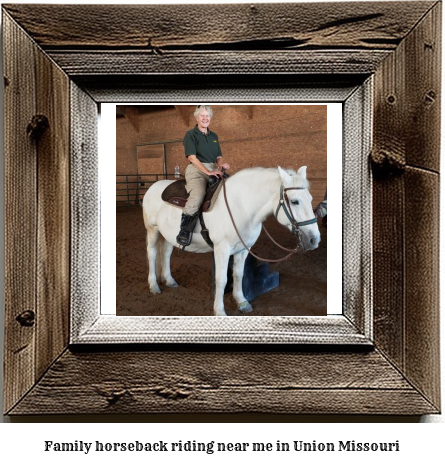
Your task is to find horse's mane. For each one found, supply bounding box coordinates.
[230,166,309,188]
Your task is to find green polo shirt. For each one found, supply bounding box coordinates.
[183,126,222,163]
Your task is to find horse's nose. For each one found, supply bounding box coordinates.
[309,234,320,249]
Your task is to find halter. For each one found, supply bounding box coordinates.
[275,184,318,236]
[221,177,318,263]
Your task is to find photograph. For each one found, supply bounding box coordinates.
[115,104,329,317]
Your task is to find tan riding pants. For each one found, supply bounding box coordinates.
[183,162,217,215]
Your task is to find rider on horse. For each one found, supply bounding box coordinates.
[176,105,230,246]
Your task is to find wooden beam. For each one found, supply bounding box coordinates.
[3,11,71,413]
[233,105,254,120]
[174,105,190,127]
[118,105,139,132]
[3,3,435,50]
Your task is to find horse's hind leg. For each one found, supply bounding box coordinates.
[159,238,178,288]
[232,249,253,313]
[146,226,161,294]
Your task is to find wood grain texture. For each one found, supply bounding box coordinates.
[372,19,406,370]
[372,1,441,172]
[80,76,361,105]
[404,168,440,407]
[46,50,390,76]
[73,316,370,346]
[2,2,435,49]
[70,83,99,338]
[342,81,372,336]
[3,12,38,414]
[372,2,441,411]
[404,2,441,171]
[372,174,405,367]
[8,349,438,415]
[2,2,434,78]
[35,39,71,381]
[3,10,72,412]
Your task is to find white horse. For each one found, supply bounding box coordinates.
[142,166,321,316]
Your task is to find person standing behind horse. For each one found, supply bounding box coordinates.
[176,105,230,246]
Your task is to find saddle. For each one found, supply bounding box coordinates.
[161,176,224,213]
[161,174,228,249]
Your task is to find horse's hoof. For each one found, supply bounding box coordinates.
[238,301,253,313]
[214,310,227,316]
[165,280,178,288]
[149,285,161,295]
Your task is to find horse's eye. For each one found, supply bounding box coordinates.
[291,200,299,206]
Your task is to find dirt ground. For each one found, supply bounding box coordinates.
[116,207,327,317]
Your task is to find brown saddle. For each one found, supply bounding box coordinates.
[161,178,223,213]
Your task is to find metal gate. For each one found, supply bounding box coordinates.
[116,173,177,207]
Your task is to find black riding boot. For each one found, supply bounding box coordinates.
[176,213,194,247]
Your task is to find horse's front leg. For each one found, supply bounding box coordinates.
[232,249,253,313]
[213,246,231,316]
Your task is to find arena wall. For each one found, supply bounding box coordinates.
[116,105,327,205]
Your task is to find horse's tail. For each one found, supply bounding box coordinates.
[156,233,164,280]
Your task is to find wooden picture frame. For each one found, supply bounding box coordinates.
[2,2,441,415]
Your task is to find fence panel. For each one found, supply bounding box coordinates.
[116,173,178,207]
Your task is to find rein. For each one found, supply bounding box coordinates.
[221,177,315,263]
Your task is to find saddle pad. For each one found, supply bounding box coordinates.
[161,179,188,208]
[161,179,223,213]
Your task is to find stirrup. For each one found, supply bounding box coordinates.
[176,230,192,248]
[176,212,199,249]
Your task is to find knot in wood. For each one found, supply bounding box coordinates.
[105,390,128,405]
[16,310,35,327]
[370,149,405,177]
[424,90,436,105]
[154,386,191,400]
[27,114,49,141]
[96,385,130,406]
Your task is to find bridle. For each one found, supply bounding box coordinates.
[221,177,318,263]
[275,184,318,238]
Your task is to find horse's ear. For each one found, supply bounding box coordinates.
[278,166,293,186]
[297,166,307,178]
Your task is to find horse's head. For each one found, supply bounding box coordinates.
[276,166,321,251]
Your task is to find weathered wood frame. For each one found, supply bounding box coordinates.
[72,86,372,346]
[2,2,441,415]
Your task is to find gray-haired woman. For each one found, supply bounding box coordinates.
[176,105,230,246]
